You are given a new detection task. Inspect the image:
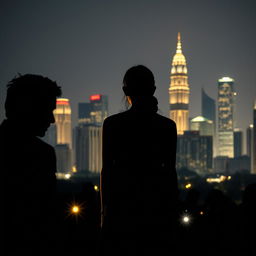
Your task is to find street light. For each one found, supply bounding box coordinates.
[182,215,190,224]
[71,205,80,214]
[180,210,191,225]
[67,201,85,219]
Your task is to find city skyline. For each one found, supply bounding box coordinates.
[0,1,256,142]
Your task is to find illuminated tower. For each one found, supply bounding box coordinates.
[54,98,72,149]
[217,77,235,158]
[75,94,108,173]
[169,32,190,134]
[89,94,108,126]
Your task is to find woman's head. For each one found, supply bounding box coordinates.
[122,65,156,98]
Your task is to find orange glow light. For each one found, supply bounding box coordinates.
[90,94,101,101]
[57,100,69,105]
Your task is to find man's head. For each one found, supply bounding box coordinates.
[5,74,62,137]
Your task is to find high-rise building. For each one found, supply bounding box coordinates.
[247,124,253,156]
[253,102,256,174]
[234,128,243,157]
[201,88,216,125]
[55,144,72,173]
[78,94,108,126]
[75,124,102,174]
[213,156,230,174]
[190,116,214,136]
[169,33,190,135]
[78,102,92,124]
[201,88,216,156]
[53,98,72,173]
[214,155,250,174]
[217,77,236,157]
[89,94,108,126]
[54,98,72,149]
[177,131,213,175]
[75,94,108,174]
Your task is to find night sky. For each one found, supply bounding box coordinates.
[1,0,256,152]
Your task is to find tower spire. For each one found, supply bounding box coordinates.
[176,32,182,54]
[169,33,189,135]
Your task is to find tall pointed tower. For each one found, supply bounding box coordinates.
[169,33,190,134]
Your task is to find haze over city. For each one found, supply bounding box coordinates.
[0,0,256,146]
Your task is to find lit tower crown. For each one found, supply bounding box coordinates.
[54,98,72,148]
[169,33,190,134]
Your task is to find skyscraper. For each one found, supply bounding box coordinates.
[176,131,213,175]
[169,33,190,135]
[246,124,253,158]
[217,77,236,157]
[253,102,256,174]
[201,88,217,156]
[234,128,243,157]
[54,98,72,148]
[55,144,72,173]
[53,98,72,173]
[78,102,92,124]
[89,94,108,126]
[78,94,108,126]
[190,116,214,136]
[75,124,102,174]
[201,88,216,124]
[75,94,108,174]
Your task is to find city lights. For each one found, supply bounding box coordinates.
[72,166,77,173]
[180,209,192,225]
[67,201,85,220]
[56,172,72,180]
[183,216,190,223]
[206,175,231,183]
[65,173,71,179]
[185,183,192,189]
[71,205,80,214]
[181,214,191,225]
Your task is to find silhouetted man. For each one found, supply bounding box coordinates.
[1,74,61,255]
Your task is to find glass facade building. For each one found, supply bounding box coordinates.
[75,94,108,173]
[217,77,235,157]
[177,131,213,175]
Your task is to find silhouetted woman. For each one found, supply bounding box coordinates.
[100,65,178,255]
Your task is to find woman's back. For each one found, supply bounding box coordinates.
[102,106,178,236]
[100,65,178,255]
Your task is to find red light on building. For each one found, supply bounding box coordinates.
[90,94,101,101]
[56,99,69,105]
